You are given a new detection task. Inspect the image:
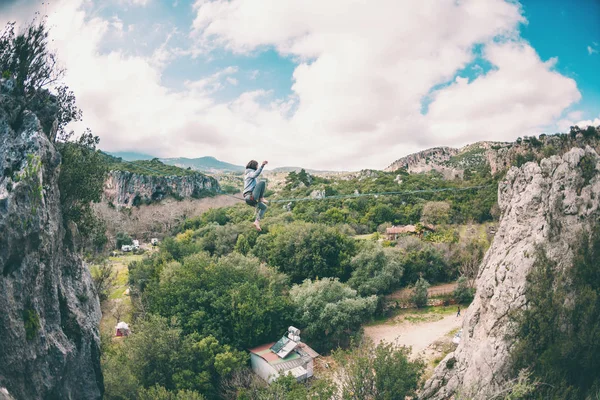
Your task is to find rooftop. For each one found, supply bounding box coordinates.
[249,340,319,372]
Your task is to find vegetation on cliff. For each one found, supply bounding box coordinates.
[511,226,600,399]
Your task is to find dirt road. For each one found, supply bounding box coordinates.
[387,282,458,300]
[364,311,464,356]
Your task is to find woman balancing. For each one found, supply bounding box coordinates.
[244,160,269,231]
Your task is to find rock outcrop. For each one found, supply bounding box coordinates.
[0,98,103,397]
[421,147,600,399]
[385,147,461,178]
[103,169,220,207]
[386,135,600,180]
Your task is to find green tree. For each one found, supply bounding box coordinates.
[139,253,293,349]
[412,276,429,308]
[401,247,449,285]
[333,339,424,400]
[137,386,206,400]
[253,222,356,282]
[347,242,404,296]
[103,315,245,399]
[0,21,81,138]
[290,278,377,352]
[421,201,451,225]
[234,234,251,255]
[90,261,116,302]
[511,229,600,399]
[56,130,108,240]
[116,232,133,249]
[453,276,475,304]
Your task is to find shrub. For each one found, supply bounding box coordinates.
[333,339,425,399]
[23,309,40,340]
[91,261,116,302]
[116,232,133,249]
[511,227,600,398]
[453,276,475,303]
[412,277,430,308]
[290,278,377,352]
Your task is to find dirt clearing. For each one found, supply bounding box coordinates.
[364,307,465,356]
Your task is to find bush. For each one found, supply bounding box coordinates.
[511,227,600,399]
[333,339,425,399]
[102,315,245,399]
[290,278,377,352]
[347,242,404,296]
[453,275,475,303]
[137,386,206,400]
[136,253,293,349]
[23,309,40,340]
[91,261,116,302]
[116,232,133,249]
[421,201,451,225]
[253,222,356,283]
[412,277,430,308]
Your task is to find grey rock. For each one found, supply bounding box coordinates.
[0,103,103,397]
[104,170,220,207]
[421,147,600,399]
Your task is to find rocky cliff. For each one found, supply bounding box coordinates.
[386,134,600,179]
[385,146,461,178]
[103,169,220,207]
[0,97,103,397]
[420,146,600,399]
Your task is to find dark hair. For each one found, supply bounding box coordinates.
[246,160,258,170]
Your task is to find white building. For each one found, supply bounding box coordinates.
[121,245,133,252]
[132,240,140,249]
[249,326,319,384]
[151,238,159,246]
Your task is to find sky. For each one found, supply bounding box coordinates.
[0,0,599,170]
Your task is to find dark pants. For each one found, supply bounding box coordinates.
[245,181,267,220]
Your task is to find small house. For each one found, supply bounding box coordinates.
[115,321,130,337]
[121,245,133,252]
[249,326,319,384]
[385,224,435,240]
[151,238,159,246]
[132,240,140,249]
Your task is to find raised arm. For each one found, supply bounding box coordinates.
[247,161,267,178]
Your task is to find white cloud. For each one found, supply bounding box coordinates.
[588,45,598,55]
[187,0,580,167]
[121,0,151,6]
[14,0,584,170]
[425,41,580,144]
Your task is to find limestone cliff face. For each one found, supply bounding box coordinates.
[420,146,600,399]
[386,136,600,180]
[0,109,103,396]
[385,147,461,178]
[103,170,220,207]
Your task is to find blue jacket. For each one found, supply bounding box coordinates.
[243,164,264,195]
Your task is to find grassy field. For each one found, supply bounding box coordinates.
[98,252,153,334]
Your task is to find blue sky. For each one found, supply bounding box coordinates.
[2,0,599,169]
[519,0,600,124]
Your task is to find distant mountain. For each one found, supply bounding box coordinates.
[160,156,245,173]
[106,151,156,161]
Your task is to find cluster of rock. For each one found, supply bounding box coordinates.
[103,170,220,207]
[0,83,103,398]
[386,135,600,180]
[420,147,600,399]
[385,147,461,177]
